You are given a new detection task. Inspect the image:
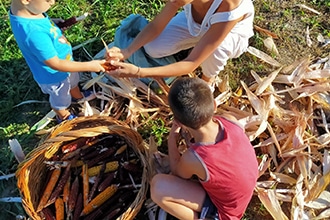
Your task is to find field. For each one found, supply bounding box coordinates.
[0,0,329,219]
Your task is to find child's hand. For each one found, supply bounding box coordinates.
[105,60,140,78]
[168,120,182,144]
[51,18,65,25]
[88,60,106,72]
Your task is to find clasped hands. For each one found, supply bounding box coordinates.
[102,46,140,78]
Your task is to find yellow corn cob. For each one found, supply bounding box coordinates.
[72,160,84,167]
[115,144,127,156]
[37,168,61,212]
[55,197,64,220]
[87,161,119,177]
[80,184,118,216]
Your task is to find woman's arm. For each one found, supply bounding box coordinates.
[107,17,241,78]
[108,1,182,60]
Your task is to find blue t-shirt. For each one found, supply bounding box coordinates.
[9,11,72,84]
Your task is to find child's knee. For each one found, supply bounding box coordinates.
[150,174,167,203]
[150,174,161,200]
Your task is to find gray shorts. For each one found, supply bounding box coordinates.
[38,72,79,110]
[200,194,220,220]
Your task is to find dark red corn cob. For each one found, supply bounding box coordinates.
[98,171,117,192]
[57,12,88,29]
[57,17,77,29]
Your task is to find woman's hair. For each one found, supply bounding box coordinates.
[168,77,214,129]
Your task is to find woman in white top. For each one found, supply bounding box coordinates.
[106,0,254,88]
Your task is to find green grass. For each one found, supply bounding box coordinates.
[0,0,166,218]
[0,0,329,219]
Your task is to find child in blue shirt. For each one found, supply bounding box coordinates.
[9,0,106,122]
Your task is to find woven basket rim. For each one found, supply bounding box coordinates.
[16,116,151,220]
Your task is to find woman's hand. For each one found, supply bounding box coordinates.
[105,46,130,61]
[105,60,141,78]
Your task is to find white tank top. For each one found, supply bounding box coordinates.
[184,0,255,38]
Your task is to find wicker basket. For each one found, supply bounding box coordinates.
[16,116,151,220]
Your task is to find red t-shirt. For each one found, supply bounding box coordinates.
[189,116,259,220]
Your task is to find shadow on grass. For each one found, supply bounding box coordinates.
[0,58,52,219]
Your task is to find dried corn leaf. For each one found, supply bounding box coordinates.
[305,190,330,209]
[312,208,330,220]
[269,172,297,185]
[256,187,289,220]
[263,37,279,55]
[297,4,321,15]
[82,73,106,90]
[253,25,279,39]
[305,171,330,202]
[9,139,25,163]
[323,150,330,175]
[247,46,282,67]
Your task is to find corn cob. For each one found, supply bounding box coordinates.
[81,149,101,161]
[62,137,92,154]
[104,206,121,219]
[72,193,83,220]
[86,147,116,167]
[88,162,106,202]
[80,184,118,216]
[87,161,119,177]
[100,194,131,220]
[41,207,56,220]
[122,161,141,173]
[82,164,89,207]
[83,208,104,220]
[79,135,114,158]
[71,160,84,167]
[46,162,72,207]
[62,174,70,212]
[37,168,61,212]
[114,144,127,156]
[68,176,80,215]
[97,171,117,192]
[55,197,64,220]
[84,190,125,220]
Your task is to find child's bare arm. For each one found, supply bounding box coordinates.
[44,57,106,73]
[168,121,203,179]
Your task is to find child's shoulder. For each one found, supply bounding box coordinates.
[215,114,244,130]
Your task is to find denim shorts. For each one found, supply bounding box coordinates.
[38,72,79,110]
[199,194,220,220]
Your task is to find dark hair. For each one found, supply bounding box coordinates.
[168,77,214,129]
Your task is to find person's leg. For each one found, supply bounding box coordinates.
[53,108,72,120]
[69,72,83,100]
[150,173,206,220]
[39,78,74,121]
[200,193,219,220]
[144,12,200,58]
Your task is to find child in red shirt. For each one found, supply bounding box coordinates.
[150,77,259,219]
